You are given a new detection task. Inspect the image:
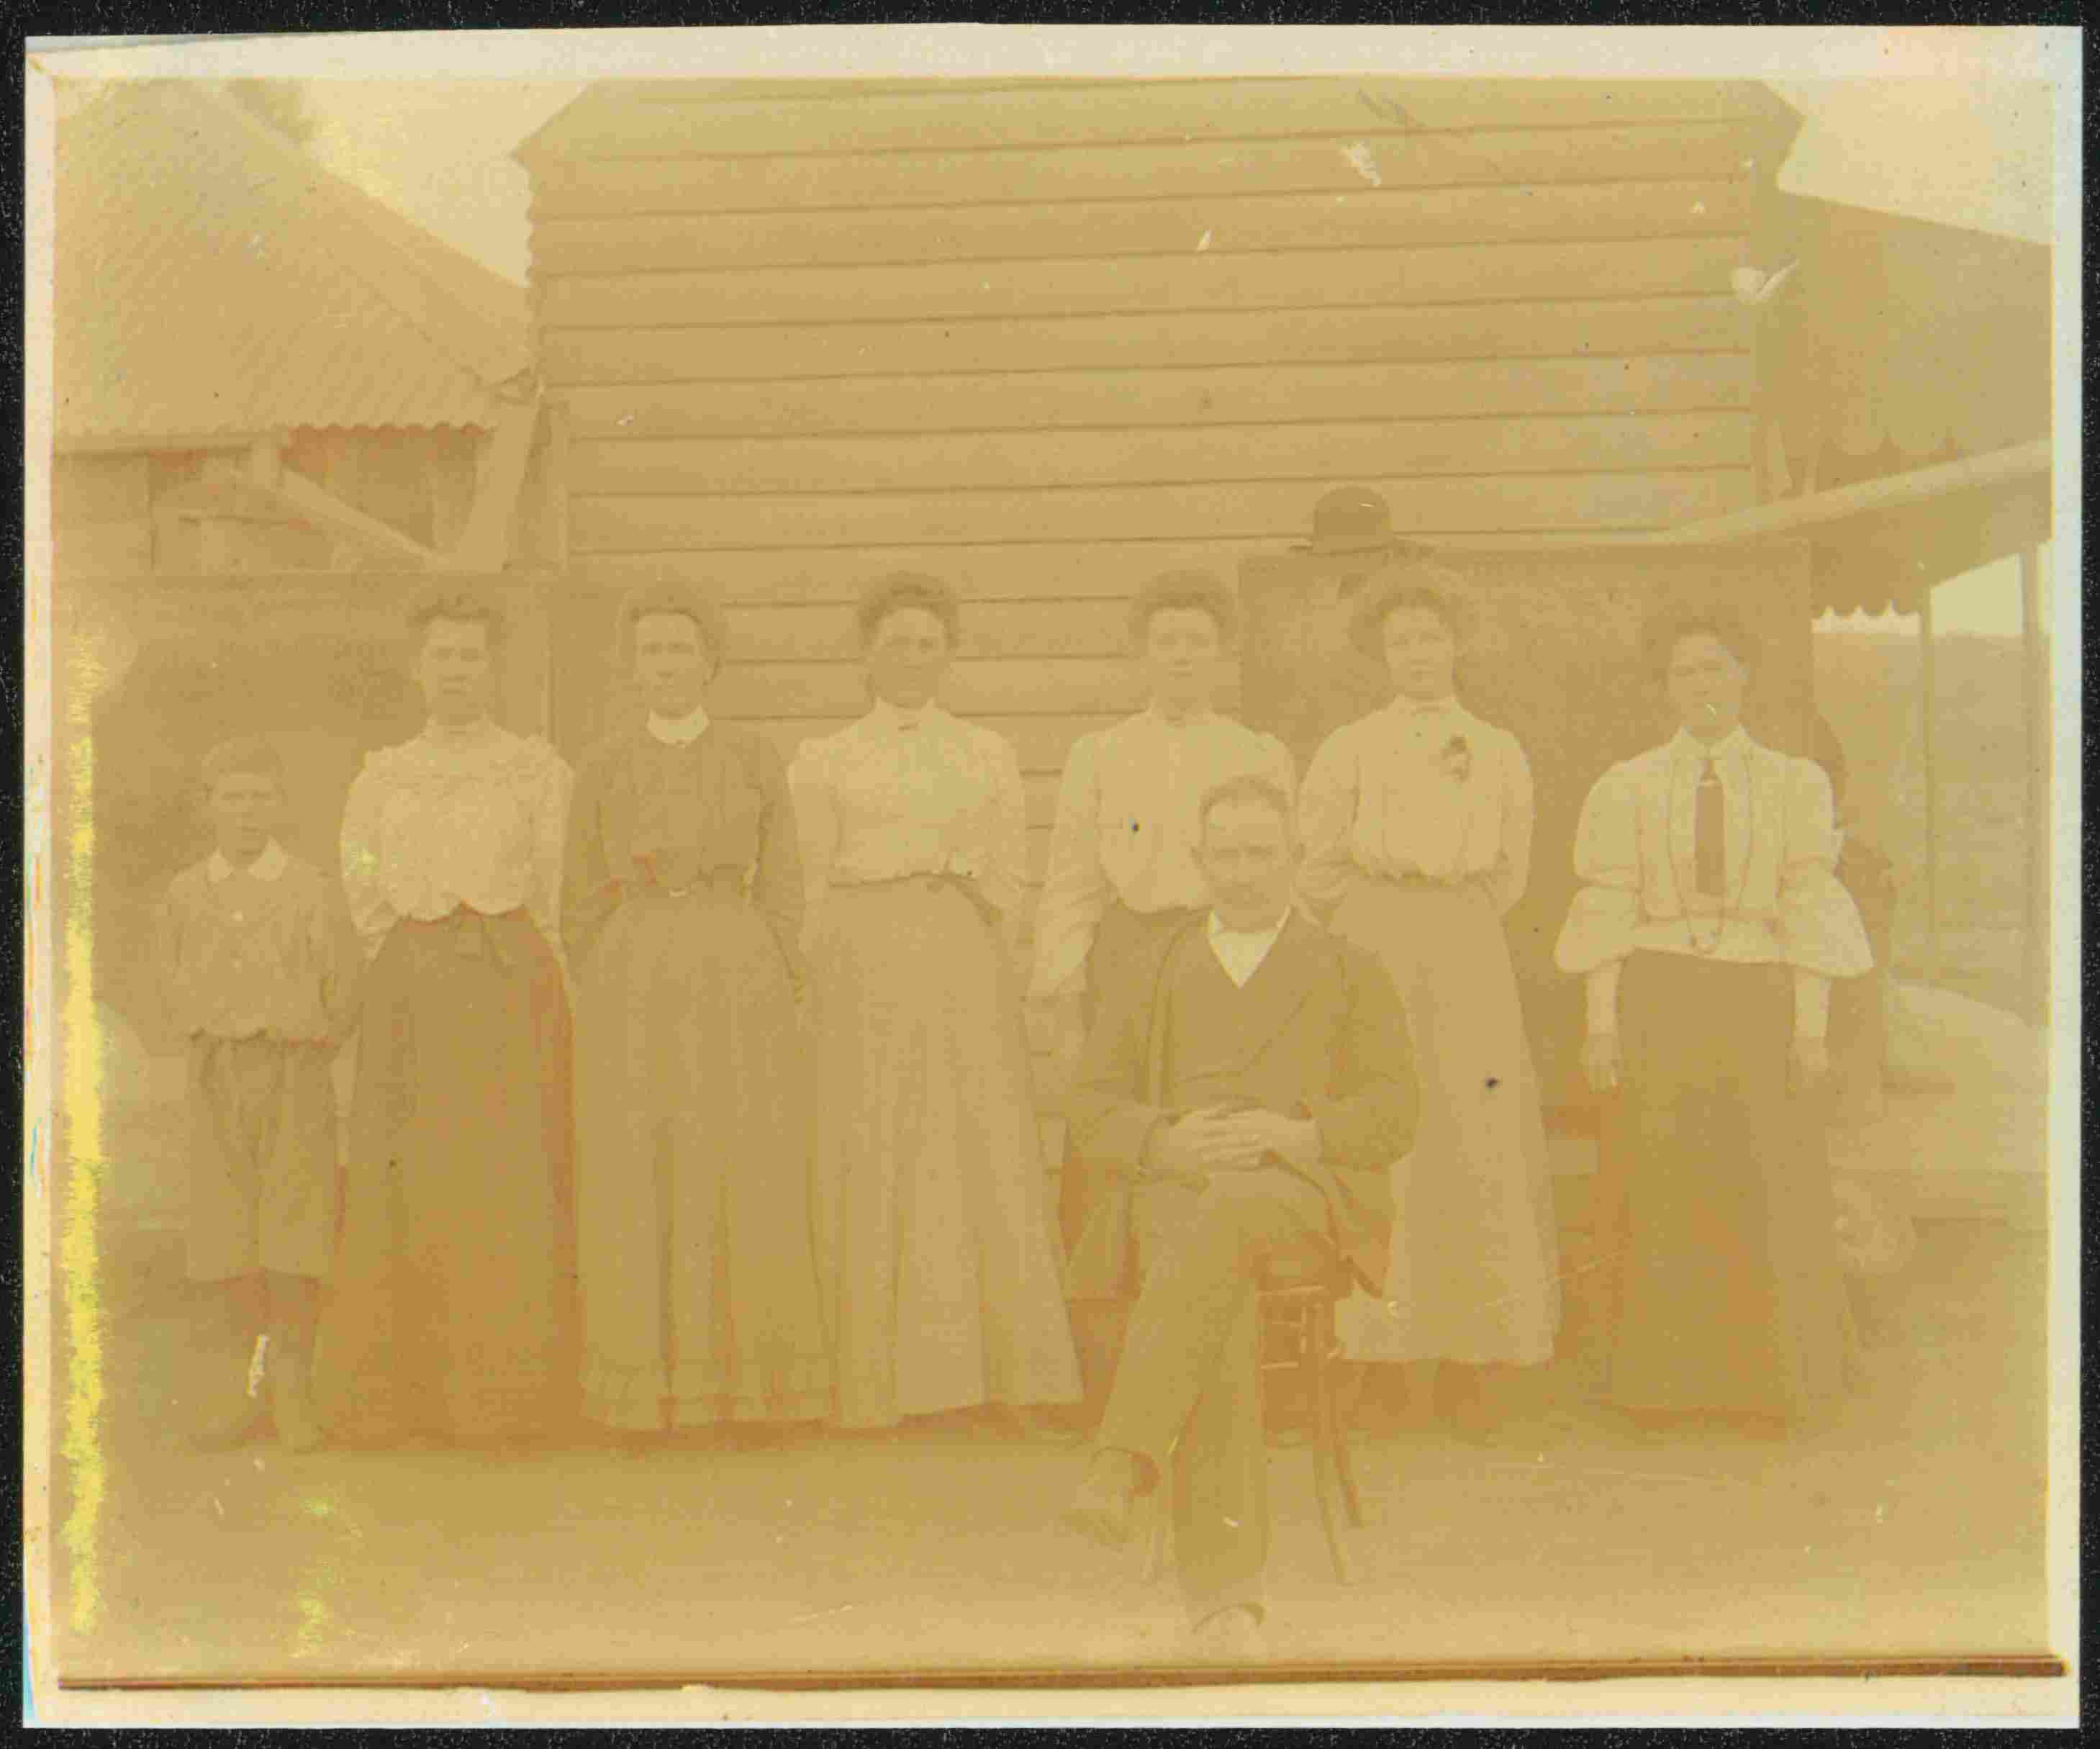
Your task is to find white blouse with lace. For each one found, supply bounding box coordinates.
[339,718,573,959]
[787,700,1029,950]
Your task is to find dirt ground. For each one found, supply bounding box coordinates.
[46,1216,2053,1686]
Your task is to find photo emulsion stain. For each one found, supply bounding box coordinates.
[27,50,2068,1703]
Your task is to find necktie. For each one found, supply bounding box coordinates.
[1694,759,1725,896]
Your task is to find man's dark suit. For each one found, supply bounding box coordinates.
[1066,909,1417,1624]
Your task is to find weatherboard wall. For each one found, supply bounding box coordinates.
[523,76,1791,913]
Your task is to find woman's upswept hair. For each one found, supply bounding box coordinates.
[617,579,730,677]
[406,582,507,650]
[1128,569,1237,646]
[1347,560,1470,660]
[856,571,961,650]
[1645,607,1760,682]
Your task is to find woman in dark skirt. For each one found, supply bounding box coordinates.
[1555,611,1873,1430]
[562,583,833,1438]
[320,586,577,1447]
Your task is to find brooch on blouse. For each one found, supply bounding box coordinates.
[1439,734,1472,785]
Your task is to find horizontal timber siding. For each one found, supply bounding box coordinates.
[543,300,1752,389]
[531,76,1773,926]
[527,120,1762,217]
[524,76,1765,161]
[537,236,1746,328]
[557,353,1755,436]
[532,178,1750,275]
[567,471,1750,552]
[570,414,1752,496]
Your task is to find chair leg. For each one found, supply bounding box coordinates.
[1307,1324,1354,1585]
[1322,1316,1366,1530]
[1331,1385,1365,1528]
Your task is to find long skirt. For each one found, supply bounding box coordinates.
[1593,951,1854,1421]
[1329,879,1560,1366]
[317,908,576,1445]
[807,880,1081,1429]
[574,890,833,1431]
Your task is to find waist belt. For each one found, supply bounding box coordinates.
[631,864,748,901]
[1367,870,1467,892]
[841,871,1000,931]
[399,905,528,970]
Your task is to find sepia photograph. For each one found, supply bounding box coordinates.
[20,24,2079,1727]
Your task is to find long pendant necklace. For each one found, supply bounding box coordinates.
[1663,751,1757,955]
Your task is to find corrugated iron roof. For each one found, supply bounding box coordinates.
[55,80,534,446]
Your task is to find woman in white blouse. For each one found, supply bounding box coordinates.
[1556,610,1871,1430]
[789,574,1080,1432]
[318,587,577,1449]
[1298,568,1560,1437]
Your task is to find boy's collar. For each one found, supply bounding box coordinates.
[208,839,288,885]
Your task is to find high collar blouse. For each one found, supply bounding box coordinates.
[1296,695,1534,918]
[1029,705,1295,1002]
[646,699,711,744]
[1554,726,1872,977]
[559,718,802,977]
[339,718,573,959]
[787,700,1029,944]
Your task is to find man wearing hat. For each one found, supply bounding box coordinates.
[1262,486,1435,774]
[1296,484,1436,583]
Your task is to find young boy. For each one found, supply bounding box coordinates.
[154,736,361,1452]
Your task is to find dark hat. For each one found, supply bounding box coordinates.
[1300,484,1433,559]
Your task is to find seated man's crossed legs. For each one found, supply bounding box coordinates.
[1062,1165,1334,1648]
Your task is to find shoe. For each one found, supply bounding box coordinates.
[1188,1604,1267,1663]
[271,1348,325,1454]
[1060,1449,1141,1548]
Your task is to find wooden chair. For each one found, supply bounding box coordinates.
[1143,1262,1365,1585]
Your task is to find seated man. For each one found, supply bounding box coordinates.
[1057,773,1418,1659]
